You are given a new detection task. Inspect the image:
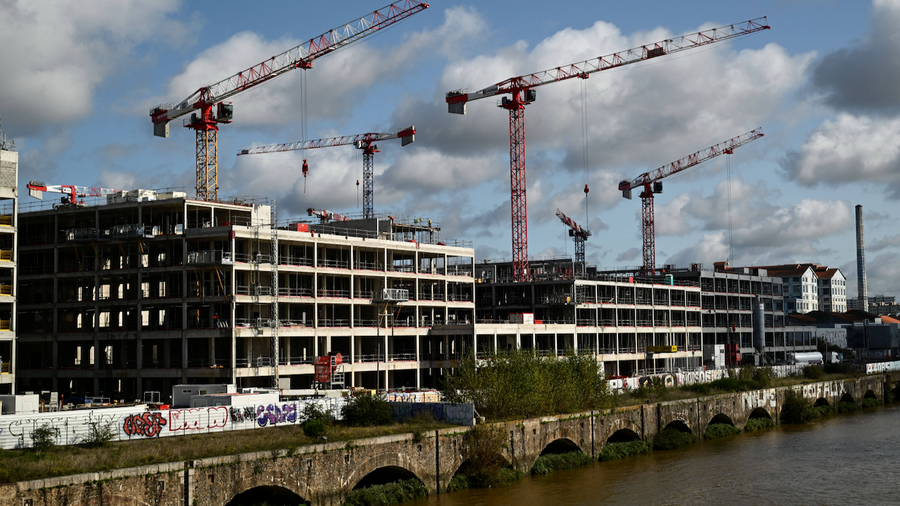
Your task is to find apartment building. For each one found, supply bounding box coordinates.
[15,194,475,401]
[753,263,848,314]
[0,135,17,394]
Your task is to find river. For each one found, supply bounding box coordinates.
[414,404,900,505]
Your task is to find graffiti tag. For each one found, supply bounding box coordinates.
[122,413,167,437]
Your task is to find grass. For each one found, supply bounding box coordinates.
[598,440,651,462]
[0,421,450,485]
[862,397,883,408]
[530,451,594,475]
[704,423,741,440]
[343,478,429,506]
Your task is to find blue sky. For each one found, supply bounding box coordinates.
[2,0,899,297]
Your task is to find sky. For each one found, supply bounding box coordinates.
[1,0,899,298]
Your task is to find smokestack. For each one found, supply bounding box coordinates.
[856,205,868,312]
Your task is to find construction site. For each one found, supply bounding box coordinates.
[0,2,828,402]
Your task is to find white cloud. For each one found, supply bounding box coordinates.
[0,0,188,135]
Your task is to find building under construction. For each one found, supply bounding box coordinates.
[0,132,17,394]
[15,193,476,400]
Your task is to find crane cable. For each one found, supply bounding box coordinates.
[301,69,309,194]
[726,153,734,263]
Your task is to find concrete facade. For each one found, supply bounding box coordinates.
[0,374,892,506]
[0,144,17,394]
[15,196,475,401]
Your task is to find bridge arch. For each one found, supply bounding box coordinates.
[606,428,641,444]
[839,393,855,405]
[708,413,735,426]
[864,390,878,400]
[344,451,432,494]
[225,485,308,506]
[813,398,830,408]
[663,419,693,434]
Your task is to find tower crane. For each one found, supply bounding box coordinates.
[445,18,769,282]
[239,127,416,218]
[150,1,429,202]
[618,128,765,275]
[556,208,591,264]
[27,181,118,206]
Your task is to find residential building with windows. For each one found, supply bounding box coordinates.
[814,266,847,313]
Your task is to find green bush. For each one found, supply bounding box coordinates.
[837,401,860,414]
[343,478,428,506]
[598,440,651,462]
[862,397,883,408]
[342,393,393,427]
[531,451,594,475]
[802,365,825,380]
[780,389,815,424]
[448,426,520,490]
[301,403,331,424]
[82,420,117,448]
[743,417,775,432]
[30,424,58,452]
[824,362,856,375]
[442,349,611,421]
[704,423,741,439]
[302,420,328,439]
[652,428,697,450]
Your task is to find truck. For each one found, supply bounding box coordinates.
[786,351,823,365]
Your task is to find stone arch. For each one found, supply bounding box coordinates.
[747,407,773,420]
[539,437,585,456]
[597,417,643,444]
[708,413,735,426]
[606,428,641,444]
[223,474,309,506]
[864,390,878,400]
[663,419,692,433]
[813,398,830,407]
[225,485,308,506]
[344,451,431,495]
[839,393,855,405]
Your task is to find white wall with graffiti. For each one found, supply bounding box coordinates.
[0,398,349,450]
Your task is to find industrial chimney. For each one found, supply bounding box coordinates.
[856,205,868,312]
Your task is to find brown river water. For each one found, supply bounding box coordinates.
[412,404,900,506]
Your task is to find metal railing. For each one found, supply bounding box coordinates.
[278,287,314,297]
[318,258,350,269]
[317,289,350,298]
[187,250,233,265]
[281,256,313,267]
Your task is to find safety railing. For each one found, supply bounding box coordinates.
[278,287,314,297]
[317,258,349,269]
[317,289,350,299]
[187,250,233,265]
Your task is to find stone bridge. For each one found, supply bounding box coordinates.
[1,374,895,506]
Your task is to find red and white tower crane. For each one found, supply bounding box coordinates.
[150,1,429,202]
[27,181,118,206]
[445,18,769,282]
[556,208,591,264]
[239,127,415,219]
[618,128,765,275]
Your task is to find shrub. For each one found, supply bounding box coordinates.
[302,420,328,439]
[301,403,332,424]
[450,426,519,490]
[343,478,428,506]
[82,420,117,448]
[744,417,775,432]
[652,428,697,450]
[704,423,741,439]
[530,451,593,475]
[342,393,393,427]
[30,424,58,452]
[862,397,883,408]
[837,401,860,414]
[780,389,814,424]
[802,365,825,380]
[598,440,651,462]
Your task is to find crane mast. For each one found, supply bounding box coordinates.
[240,127,415,219]
[618,128,764,275]
[150,1,429,202]
[556,208,591,264]
[446,18,769,282]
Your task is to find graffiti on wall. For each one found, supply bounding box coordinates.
[389,402,475,426]
[0,398,348,450]
[866,360,900,374]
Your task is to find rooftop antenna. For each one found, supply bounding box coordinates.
[0,116,16,152]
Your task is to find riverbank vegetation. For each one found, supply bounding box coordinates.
[598,440,651,461]
[443,350,612,420]
[704,423,742,439]
[531,451,595,475]
[344,479,429,506]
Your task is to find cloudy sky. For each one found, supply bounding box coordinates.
[1,0,899,297]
